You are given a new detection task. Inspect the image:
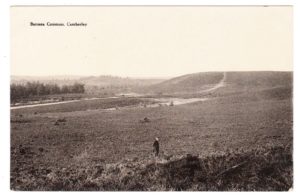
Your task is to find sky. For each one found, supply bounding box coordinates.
[11,6,293,77]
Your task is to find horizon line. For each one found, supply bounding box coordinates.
[11,70,293,78]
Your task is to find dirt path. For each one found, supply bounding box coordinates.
[10,97,118,110]
[200,72,226,93]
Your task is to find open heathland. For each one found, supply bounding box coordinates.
[11,71,293,191]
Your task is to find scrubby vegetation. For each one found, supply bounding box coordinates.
[11,144,292,191]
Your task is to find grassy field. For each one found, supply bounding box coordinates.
[10,72,293,191]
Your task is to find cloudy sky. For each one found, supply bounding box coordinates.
[11,6,292,77]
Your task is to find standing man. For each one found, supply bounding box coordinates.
[153,137,159,157]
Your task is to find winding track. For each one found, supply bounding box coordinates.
[10,97,118,110]
[200,72,227,93]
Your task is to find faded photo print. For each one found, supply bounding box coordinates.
[10,6,293,191]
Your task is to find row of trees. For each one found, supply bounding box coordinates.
[11,82,85,102]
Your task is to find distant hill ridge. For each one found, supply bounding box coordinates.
[11,75,165,87]
[142,71,292,94]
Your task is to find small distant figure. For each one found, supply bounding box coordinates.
[153,137,159,157]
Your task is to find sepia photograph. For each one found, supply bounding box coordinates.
[10,5,293,191]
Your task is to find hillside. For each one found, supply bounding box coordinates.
[140,72,224,94]
[139,71,292,96]
[225,71,292,88]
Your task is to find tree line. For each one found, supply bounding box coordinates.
[11,82,85,102]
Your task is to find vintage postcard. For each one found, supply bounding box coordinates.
[10,6,293,191]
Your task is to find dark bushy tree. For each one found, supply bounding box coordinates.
[11,82,85,102]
